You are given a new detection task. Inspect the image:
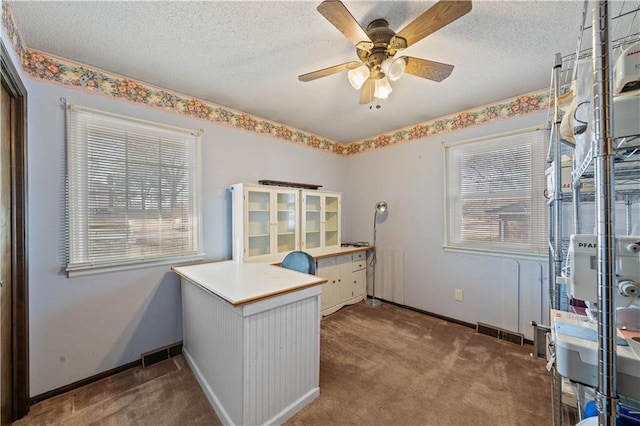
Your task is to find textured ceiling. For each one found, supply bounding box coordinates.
[8,1,636,143]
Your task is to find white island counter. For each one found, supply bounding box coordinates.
[173,261,326,426]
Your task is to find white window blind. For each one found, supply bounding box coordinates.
[444,128,548,256]
[66,104,203,276]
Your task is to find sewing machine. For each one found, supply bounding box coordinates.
[567,234,640,329]
[552,309,640,401]
[553,234,640,401]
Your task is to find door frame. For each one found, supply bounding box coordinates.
[1,40,29,421]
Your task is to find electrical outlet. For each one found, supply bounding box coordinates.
[454,289,463,302]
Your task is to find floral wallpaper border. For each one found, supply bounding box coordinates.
[343,91,549,155]
[2,1,26,59]
[22,48,345,154]
[3,1,550,157]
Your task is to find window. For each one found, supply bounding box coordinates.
[444,128,547,256]
[66,104,203,276]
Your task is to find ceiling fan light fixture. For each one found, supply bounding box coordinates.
[374,76,393,99]
[347,64,371,90]
[381,57,406,82]
[299,0,472,105]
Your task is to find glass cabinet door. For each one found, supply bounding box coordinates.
[232,184,339,261]
[246,188,271,257]
[304,193,321,249]
[275,190,298,254]
[324,195,340,248]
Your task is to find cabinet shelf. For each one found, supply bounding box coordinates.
[232,183,341,261]
[302,190,341,251]
[231,183,302,261]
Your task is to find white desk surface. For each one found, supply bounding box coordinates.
[173,261,326,306]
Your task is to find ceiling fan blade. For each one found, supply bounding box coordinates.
[403,57,454,82]
[394,0,472,48]
[298,61,360,82]
[317,0,372,49]
[359,78,375,104]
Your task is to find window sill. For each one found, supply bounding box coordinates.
[66,254,205,278]
[442,245,547,261]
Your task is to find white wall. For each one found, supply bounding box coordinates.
[25,79,347,396]
[343,114,550,340]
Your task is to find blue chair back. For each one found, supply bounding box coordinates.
[281,251,316,275]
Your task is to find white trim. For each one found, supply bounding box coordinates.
[65,104,203,276]
[443,245,547,261]
[441,124,549,149]
[67,253,205,277]
[442,126,549,256]
[68,103,201,136]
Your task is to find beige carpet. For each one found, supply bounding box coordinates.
[288,302,552,426]
[13,354,218,425]
[15,302,553,425]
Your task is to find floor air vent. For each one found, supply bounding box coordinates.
[476,322,524,346]
[141,342,183,368]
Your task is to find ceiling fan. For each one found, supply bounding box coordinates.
[298,0,472,104]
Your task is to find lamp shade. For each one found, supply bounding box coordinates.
[381,57,406,82]
[375,201,388,214]
[374,76,393,99]
[347,64,371,90]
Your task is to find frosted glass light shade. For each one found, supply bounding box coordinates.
[381,57,406,82]
[347,64,371,90]
[374,76,393,99]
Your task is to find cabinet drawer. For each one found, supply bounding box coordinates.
[352,261,366,272]
[316,257,334,270]
[351,251,366,262]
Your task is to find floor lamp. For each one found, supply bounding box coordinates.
[365,201,387,308]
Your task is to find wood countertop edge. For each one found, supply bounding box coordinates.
[232,277,327,306]
[172,264,327,307]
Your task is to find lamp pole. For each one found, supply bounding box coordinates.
[365,201,387,307]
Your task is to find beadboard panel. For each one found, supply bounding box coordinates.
[181,277,320,425]
[181,280,244,423]
[244,296,320,425]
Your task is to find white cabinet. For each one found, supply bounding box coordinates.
[231,184,342,262]
[317,255,349,312]
[317,250,368,316]
[301,190,341,251]
[351,253,367,300]
[230,183,299,262]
